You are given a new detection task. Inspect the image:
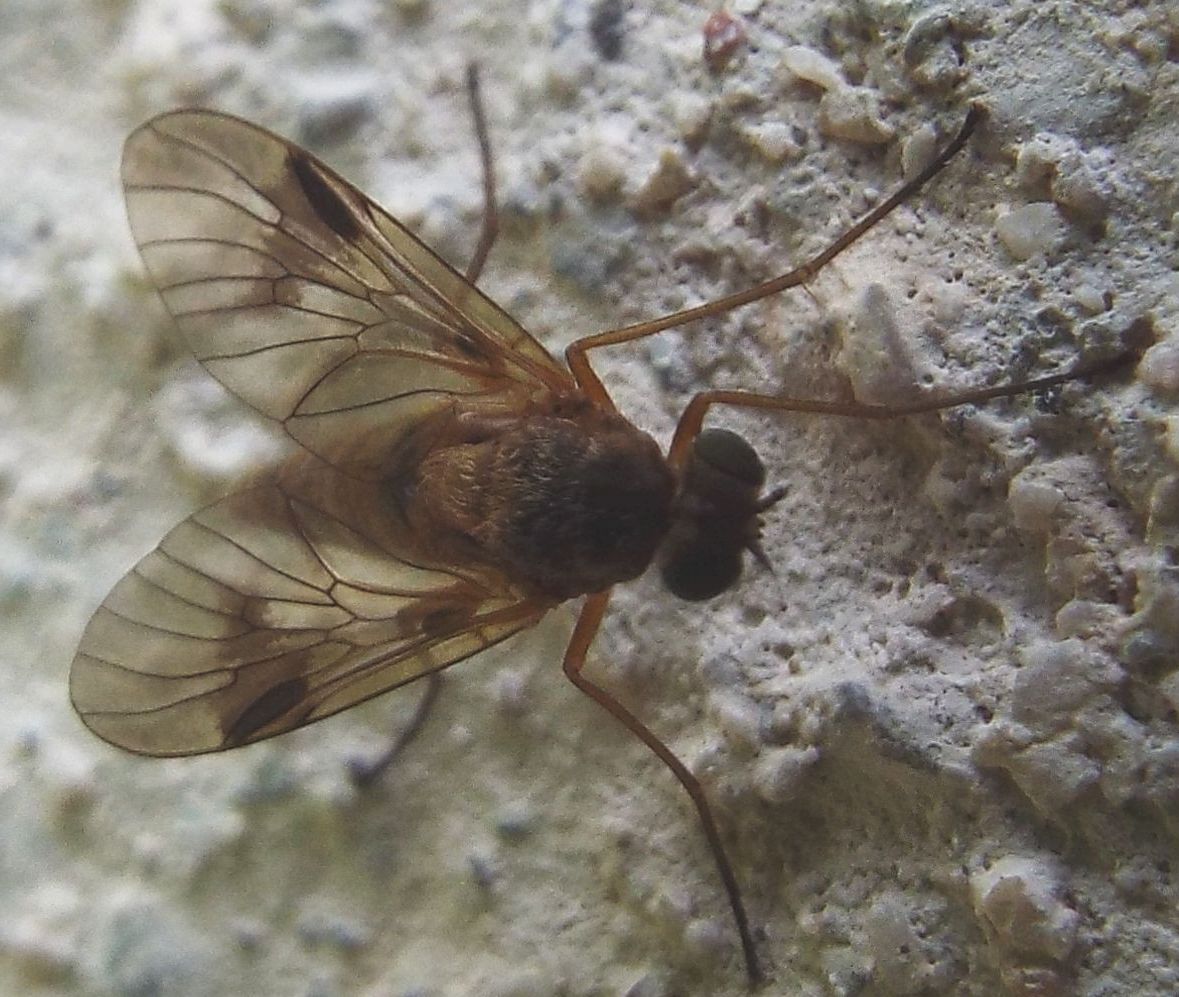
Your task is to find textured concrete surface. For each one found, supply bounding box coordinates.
[1,1,1176,994]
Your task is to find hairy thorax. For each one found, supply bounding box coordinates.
[393,399,675,600]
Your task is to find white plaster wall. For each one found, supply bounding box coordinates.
[1,1,1176,994]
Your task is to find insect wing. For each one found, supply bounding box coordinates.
[70,459,550,756]
[121,109,572,474]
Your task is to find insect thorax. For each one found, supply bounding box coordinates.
[397,405,675,601]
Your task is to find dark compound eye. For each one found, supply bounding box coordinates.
[693,429,765,488]
[660,540,743,602]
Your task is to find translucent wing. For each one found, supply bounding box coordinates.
[70,458,551,756]
[121,109,572,474]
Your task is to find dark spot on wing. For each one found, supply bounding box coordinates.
[223,677,309,747]
[394,596,475,638]
[419,605,472,636]
[454,331,492,362]
[289,151,362,241]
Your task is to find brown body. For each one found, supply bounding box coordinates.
[394,396,675,600]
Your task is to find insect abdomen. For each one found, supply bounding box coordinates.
[405,409,675,600]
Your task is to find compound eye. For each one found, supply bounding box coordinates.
[660,540,742,602]
[693,429,765,488]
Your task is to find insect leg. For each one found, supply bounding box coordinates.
[463,63,500,284]
[346,672,445,787]
[566,105,985,400]
[563,591,764,985]
[666,348,1140,468]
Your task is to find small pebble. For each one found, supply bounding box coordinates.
[1139,338,1179,395]
[995,203,1065,261]
[1008,471,1066,533]
[703,11,746,73]
[782,45,844,90]
[1052,157,1111,228]
[838,283,921,405]
[740,120,800,163]
[1055,598,1117,638]
[707,689,762,750]
[1071,282,1107,314]
[1010,638,1121,727]
[901,123,938,180]
[970,855,1079,962]
[629,148,694,218]
[578,139,628,202]
[818,87,894,145]
[1015,138,1060,193]
[670,92,712,149]
[752,745,820,804]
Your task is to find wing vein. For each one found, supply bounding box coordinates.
[187,518,331,595]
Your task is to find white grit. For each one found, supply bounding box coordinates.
[1,1,1177,995]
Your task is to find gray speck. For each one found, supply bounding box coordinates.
[232,753,301,804]
[93,902,219,997]
[495,803,535,841]
[296,75,377,147]
[296,909,371,953]
[468,852,498,891]
[590,0,625,62]
[833,681,874,721]
[550,239,611,296]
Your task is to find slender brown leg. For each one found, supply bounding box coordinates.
[563,592,764,985]
[666,348,1140,467]
[566,105,985,398]
[347,671,444,787]
[463,63,499,284]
